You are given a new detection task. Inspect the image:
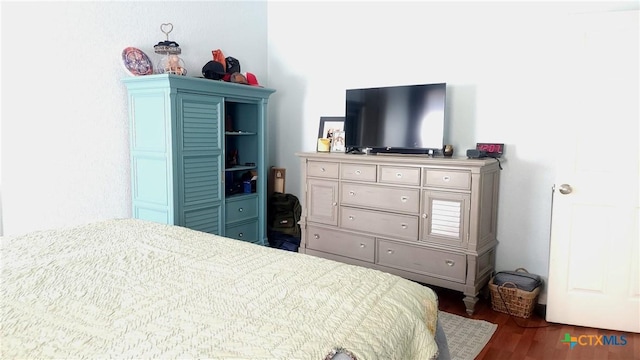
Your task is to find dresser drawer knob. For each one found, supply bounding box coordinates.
[348,215,355,220]
[387,249,394,254]
[360,243,366,248]
[238,207,243,212]
[400,195,408,202]
[355,170,362,175]
[349,191,356,196]
[321,167,326,172]
[401,223,408,229]
[314,233,320,239]
[238,232,244,238]
[332,202,338,207]
[422,213,428,219]
[396,172,403,178]
[442,176,450,182]
[445,260,455,266]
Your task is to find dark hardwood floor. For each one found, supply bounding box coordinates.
[431,286,640,360]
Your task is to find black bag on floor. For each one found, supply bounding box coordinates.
[268,193,302,240]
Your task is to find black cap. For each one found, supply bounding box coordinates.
[202,60,226,80]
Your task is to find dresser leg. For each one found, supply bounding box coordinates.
[463,295,478,315]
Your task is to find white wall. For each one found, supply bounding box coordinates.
[267,1,639,303]
[1,1,268,236]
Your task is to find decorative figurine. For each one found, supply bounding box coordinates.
[154,23,187,75]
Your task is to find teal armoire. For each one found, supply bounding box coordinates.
[123,74,276,245]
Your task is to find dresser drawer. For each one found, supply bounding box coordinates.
[306,226,374,263]
[340,207,418,241]
[341,163,377,182]
[307,161,339,179]
[225,220,259,243]
[225,196,258,223]
[424,169,471,190]
[377,239,466,283]
[379,166,421,186]
[341,183,420,213]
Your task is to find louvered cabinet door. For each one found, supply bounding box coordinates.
[176,92,224,235]
[421,190,470,248]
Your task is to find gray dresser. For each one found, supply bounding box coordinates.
[296,152,501,314]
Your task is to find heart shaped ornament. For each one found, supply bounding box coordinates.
[160,23,173,39]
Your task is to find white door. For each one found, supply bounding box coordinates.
[546,10,639,332]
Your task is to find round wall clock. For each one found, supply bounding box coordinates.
[121,47,154,76]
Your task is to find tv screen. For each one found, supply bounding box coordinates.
[345,83,446,154]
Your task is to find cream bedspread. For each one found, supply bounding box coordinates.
[1,219,439,359]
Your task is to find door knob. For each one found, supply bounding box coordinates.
[558,184,573,195]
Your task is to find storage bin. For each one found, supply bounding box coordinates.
[489,268,541,318]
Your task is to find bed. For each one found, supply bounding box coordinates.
[1,218,447,359]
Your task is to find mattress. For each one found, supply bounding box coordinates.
[1,218,440,359]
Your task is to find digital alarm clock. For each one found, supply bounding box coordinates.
[476,143,504,158]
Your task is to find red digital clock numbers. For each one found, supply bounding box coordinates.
[476,143,504,156]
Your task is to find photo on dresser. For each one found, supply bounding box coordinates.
[331,130,346,153]
[318,116,344,139]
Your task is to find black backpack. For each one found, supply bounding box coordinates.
[268,193,302,239]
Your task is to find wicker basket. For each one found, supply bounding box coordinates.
[489,278,540,318]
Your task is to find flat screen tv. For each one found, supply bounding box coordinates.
[344,83,446,154]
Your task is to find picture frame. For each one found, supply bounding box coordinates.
[331,130,346,153]
[318,116,344,139]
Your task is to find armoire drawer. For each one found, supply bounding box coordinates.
[340,207,418,241]
[225,196,258,223]
[376,239,466,283]
[306,226,374,263]
[226,220,259,243]
[307,161,339,179]
[379,166,421,186]
[424,169,471,190]
[341,183,420,213]
[341,163,377,182]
